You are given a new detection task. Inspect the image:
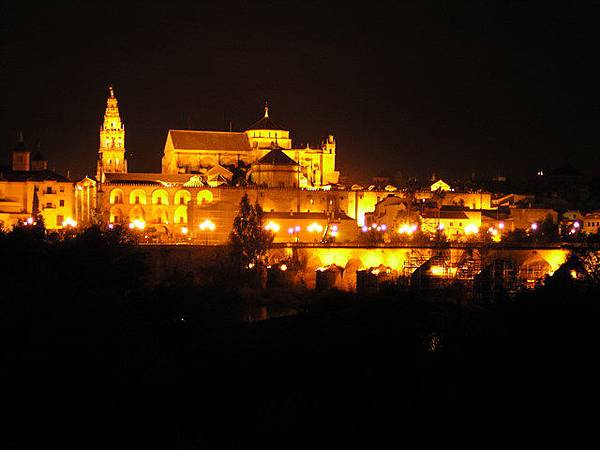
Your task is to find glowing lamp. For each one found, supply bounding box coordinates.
[181,226,189,235]
[307,222,323,233]
[199,219,216,231]
[399,223,416,235]
[498,222,505,229]
[129,219,145,230]
[573,221,580,228]
[430,266,445,276]
[381,224,387,231]
[570,270,577,279]
[26,217,34,225]
[464,224,479,235]
[265,222,280,233]
[361,226,368,232]
[294,225,301,232]
[280,264,287,271]
[62,217,78,228]
[288,227,295,234]
[531,223,538,231]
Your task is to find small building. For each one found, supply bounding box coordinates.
[263,211,356,243]
[420,208,482,240]
[582,211,600,235]
[0,135,74,230]
[508,207,558,230]
[430,179,451,192]
[364,194,413,230]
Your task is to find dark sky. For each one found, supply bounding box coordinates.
[2,1,598,182]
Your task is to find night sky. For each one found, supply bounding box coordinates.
[2,1,598,182]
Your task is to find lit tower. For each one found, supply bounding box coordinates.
[97,85,127,180]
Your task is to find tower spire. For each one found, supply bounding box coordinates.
[97,86,127,180]
[264,101,269,118]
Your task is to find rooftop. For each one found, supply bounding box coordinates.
[0,167,70,182]
[169,130,251,152]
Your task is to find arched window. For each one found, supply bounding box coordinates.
[151,189,169,206]
[174,190,191,206]
[110,206,123,223]
[197,190,214,205]
[110,189,124,204]
[129,189,147,205]
[174,205,187,224]
[151,206,168,224]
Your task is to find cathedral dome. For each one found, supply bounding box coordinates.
[246,104,287,131]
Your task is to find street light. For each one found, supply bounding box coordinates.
[288,225,301,242]
[330,224,339,238]
[307,222,323,242]
[129,219,145,230]
[199,219,216,244]
[265,221,280,233]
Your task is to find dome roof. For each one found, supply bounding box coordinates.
[256,149,298,166]
[246,104,287,131]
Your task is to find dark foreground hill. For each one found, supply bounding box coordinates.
[5,284,599,448]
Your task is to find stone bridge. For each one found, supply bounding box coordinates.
[268,244,570,291]
[140,243,572,291]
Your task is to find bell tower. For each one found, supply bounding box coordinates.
[97,85,127,180]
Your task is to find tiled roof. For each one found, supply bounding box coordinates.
[0,168,70,182]
[256,150,298,166]
[169,130,251,151]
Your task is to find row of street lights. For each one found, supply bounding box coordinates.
[264,221,336,242]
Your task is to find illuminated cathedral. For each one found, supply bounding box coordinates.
[79,87,355,243]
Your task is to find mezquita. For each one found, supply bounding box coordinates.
[77,87,493,243]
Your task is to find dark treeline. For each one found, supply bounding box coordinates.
[2,226,599,447]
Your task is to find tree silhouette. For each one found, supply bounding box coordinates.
[229,193,274,268]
